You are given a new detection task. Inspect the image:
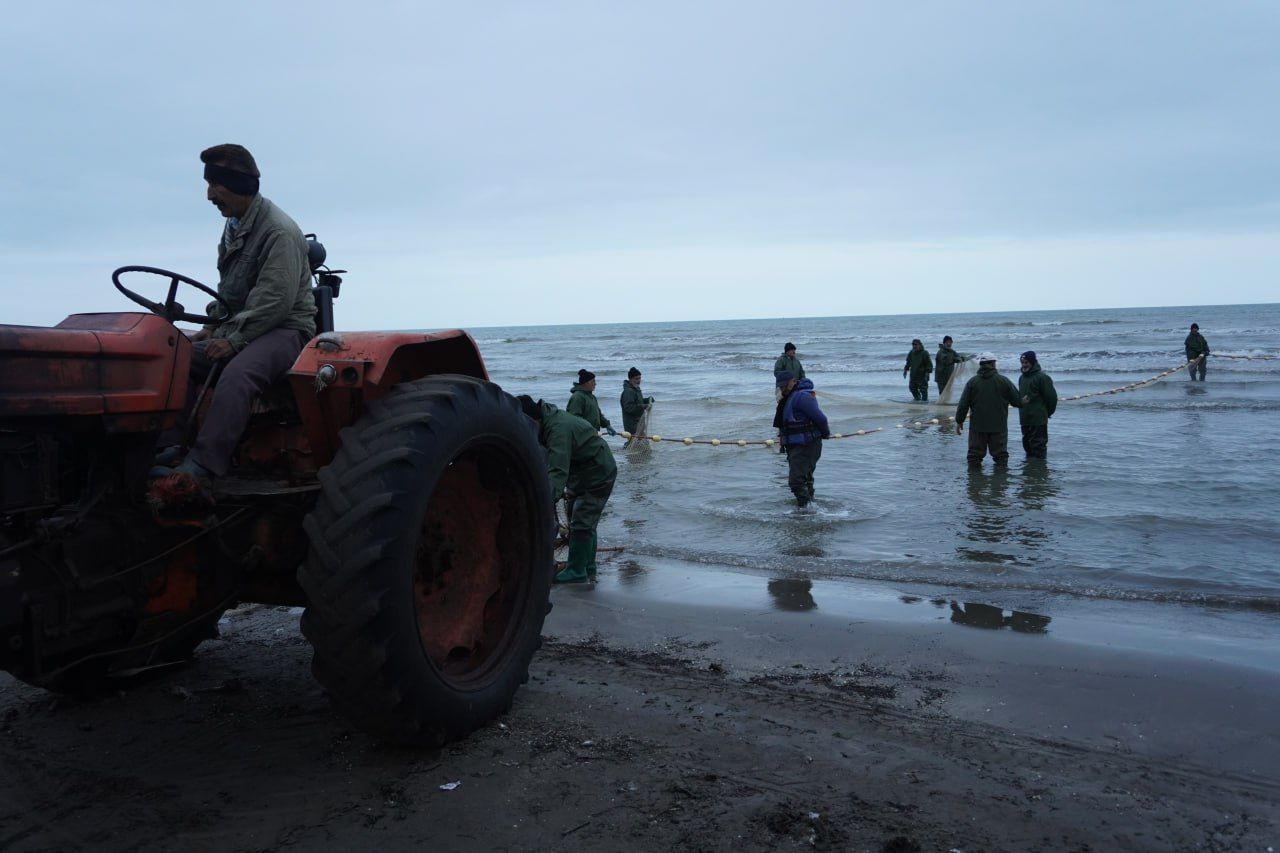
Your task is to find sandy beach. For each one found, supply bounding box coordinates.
[3,555,1277,852]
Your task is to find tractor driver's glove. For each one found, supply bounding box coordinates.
[606,426,617,437]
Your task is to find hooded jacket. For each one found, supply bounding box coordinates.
[1184,332,1210,361]
[935,344,961,386]
[206,194,316,352]
[1018,364,1058,427]
[955,365,1023,433]
[774,379,830,447]
[619,381,651,434]
[904,348,933,380]
[773,354,805,380]
[566,384,611,430]
[537,401,617,497]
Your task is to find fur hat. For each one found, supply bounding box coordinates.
[516,395,541,420]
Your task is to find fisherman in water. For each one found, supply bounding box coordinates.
[619,366,654,436]
[904,339,933,401]
[773,342,805,401]
[566,369,616,435]
[773,371,830,508]
[935,336,961,397]
[1184,323,1210,381]
[955,353,1025,468]
[1017,351,1057,459]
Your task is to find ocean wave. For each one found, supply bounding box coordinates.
[1075,398,1280,413]
[1058,350,1185,360]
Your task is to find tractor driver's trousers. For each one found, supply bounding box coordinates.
[188,328,307,476]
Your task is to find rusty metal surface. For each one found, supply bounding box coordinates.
[0,313,190,423]
[413,456,507,676]
[286,330,488,466]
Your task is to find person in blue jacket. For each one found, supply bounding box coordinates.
[772,372,831,508]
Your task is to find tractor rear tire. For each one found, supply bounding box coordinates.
[298,375,553,746]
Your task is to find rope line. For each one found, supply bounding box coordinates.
[602,353,1274,445]
[1058,358,1195,402]
[1212,353,1279,361]
[619,426,885,447]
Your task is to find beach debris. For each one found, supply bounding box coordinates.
[439,781,461,791]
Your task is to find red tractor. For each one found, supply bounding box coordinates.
[0,251,554,745]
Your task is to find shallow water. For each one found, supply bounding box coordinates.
[474,304,1280,614]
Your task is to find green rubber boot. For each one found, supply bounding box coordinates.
[554,536,592,584]
[586,531,598,581]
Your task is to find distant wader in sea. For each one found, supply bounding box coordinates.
[935,336,961,398]
[936,356,975,406]
[1185,323,1209,381]
[773,342,805,402]
[903,339,933,402]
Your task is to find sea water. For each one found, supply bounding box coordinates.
[473,304,1280,615]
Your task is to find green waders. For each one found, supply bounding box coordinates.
[554,478,615,584]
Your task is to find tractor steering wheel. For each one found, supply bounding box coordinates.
[112,265,230,325]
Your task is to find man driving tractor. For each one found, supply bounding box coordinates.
[163,144,316,484]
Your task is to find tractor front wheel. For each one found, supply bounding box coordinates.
[298,375,554,745]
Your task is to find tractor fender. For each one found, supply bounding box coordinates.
[287,330,488,465]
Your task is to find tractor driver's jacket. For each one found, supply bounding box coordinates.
[205,195,317,353]
[537,401,617,499]
[775,379,830,447]
[955,365,1023,433]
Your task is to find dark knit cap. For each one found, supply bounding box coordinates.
[627,366,641,378]
[1021,351,1037,363]
[775,370,795,387]
[516,395,541,419]
[577,369,595,384]
[784,342,796,353]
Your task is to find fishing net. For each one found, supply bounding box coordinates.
[936,358,975,406]
[624,403,655,450]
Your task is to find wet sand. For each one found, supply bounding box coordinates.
[2,558,1278,851]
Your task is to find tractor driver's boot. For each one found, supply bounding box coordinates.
[147,456,215,513]
[586,531,598,581]
[154,445,184,467]
[553,536,592,585]
[147,446,186,479]
[174,456,215,485]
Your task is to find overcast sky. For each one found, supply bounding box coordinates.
[2,1,1277,329]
